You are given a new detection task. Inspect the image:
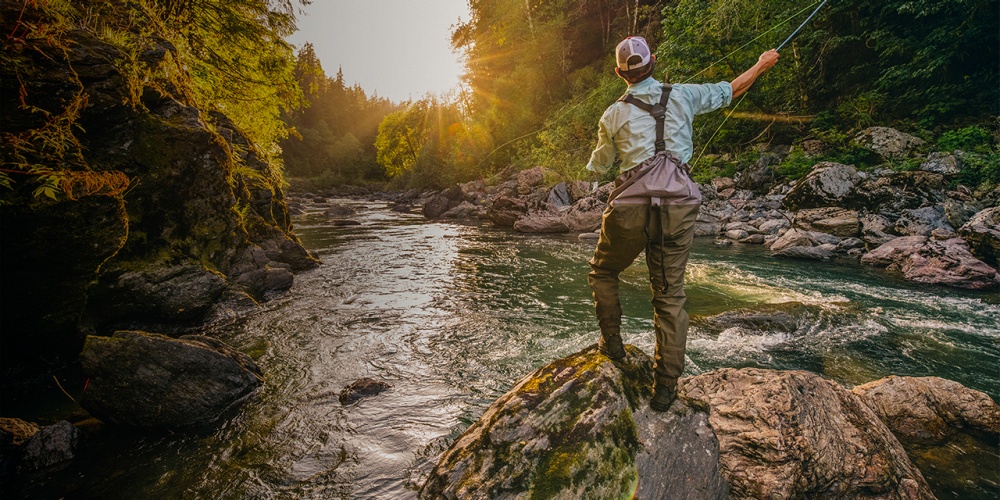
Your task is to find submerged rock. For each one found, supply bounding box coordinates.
[80,331,263,428]
[696,302,817,334]
[339,378,392,405]
[17,421,80,472]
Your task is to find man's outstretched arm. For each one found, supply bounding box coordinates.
[731,49,780,98]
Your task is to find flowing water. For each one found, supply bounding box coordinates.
[7,199,999,499]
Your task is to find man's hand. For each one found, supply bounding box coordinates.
[731,49,780,98]
[757,49,780,71]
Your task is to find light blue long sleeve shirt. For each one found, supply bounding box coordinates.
[586,77,733,174]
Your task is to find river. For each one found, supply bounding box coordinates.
[6,198,999,498]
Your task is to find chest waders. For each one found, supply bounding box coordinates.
[615,85,676,294]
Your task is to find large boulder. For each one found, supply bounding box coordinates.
[861,213,900,247]
[854,127,925,160]
[423,347,935,499]
[852,376,1000,446]
[768,228,816,253]
[681,368,933,499]
[487,196,529,228]
[79,331,263,428]
[546,182,572,208]
[862,236,1000,289]
[853,376,1000,496]
[794,207,860,238]
[517,166,549,195]
[894,206,954,237]
[422,186,465,219]
[920,152,961,175]
[562,195,605,232]
[513,212,570,233]
[861,236,928,267]
[87,263,227,328]
[421,346,655,499]
[782,162,861,210]
[959,207,1000,267]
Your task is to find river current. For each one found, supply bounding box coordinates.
[8,198,999,498]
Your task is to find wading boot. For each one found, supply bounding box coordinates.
[650,382,677,412]
[598,331,626,361]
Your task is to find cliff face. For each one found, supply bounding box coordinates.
[0,5,317,380]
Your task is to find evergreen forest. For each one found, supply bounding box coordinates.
[3,0,997,202]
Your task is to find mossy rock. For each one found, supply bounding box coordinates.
[421,345,652,499]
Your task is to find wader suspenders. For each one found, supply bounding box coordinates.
[618,84,672,153]
[618,85,675,294]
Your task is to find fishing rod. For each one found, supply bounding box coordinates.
[692,0,830,169]
[778,0,829,51]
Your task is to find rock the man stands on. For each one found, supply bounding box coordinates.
[586,36,780,411]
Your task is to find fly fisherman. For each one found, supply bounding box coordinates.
[587,36,779,411]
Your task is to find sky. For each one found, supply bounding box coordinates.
[286,0,471,103]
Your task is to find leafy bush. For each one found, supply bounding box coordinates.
[956,150,1000,189]
[774,150,816,180]
[938,126,994,153]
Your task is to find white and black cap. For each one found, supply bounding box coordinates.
[616,36,651,71]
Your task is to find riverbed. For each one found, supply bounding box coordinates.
[6,199,998,498]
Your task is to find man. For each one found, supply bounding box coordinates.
[586,36,779,411]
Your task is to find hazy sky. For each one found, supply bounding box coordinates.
[287,0,471,102]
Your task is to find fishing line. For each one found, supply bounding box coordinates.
[691,0,829,169]
[474,0,828,171]
[681,0,823,84]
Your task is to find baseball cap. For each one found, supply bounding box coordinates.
[616,36,651,71]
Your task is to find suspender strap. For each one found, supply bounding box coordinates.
[619,85,672,153]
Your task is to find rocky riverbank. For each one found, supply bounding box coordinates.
[391,127,998,291]
[1,7,318,387]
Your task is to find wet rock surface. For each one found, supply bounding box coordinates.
[423,346,940,499]
[17,421,81,472]
[79,331,263,428]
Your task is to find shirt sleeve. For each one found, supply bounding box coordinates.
[686,81,733,115]
[586,112,617,175]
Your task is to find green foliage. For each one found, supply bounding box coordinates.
[280,45,397,184]
[1,0,306,201]
[452,0,665,172]
[956,150,1000,190]
[374,97,475,190]
[937,126,995,153]
[691,157,735,184]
